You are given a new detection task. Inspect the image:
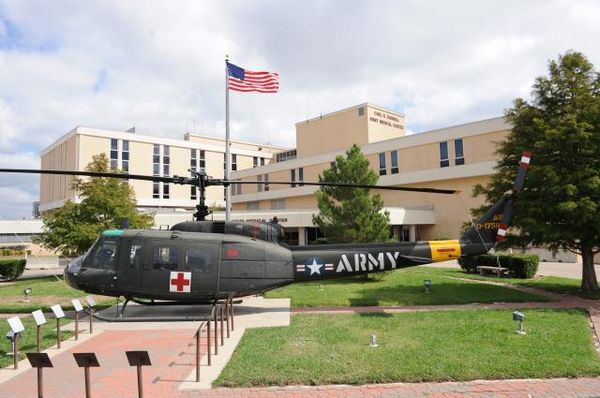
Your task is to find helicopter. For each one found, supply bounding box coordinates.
[0,151,531,315]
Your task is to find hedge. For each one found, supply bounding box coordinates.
[458,253,539,279]
[0,259,27,281]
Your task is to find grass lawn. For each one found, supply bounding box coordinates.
[0,276,113,313]
[0,317,74,368]
[424,267,600,300]
[215,309,600,387]
[265,267,551,307]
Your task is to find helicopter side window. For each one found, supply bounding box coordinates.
[129,244,143,268]
[185,249,211,273]
[88,239,117,270]
[153,247,179,270]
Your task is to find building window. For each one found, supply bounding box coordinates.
[291,169,296,187]
[233,179,242,196]
[260,157,265,166]
[257,174,263,192]
[122,140,129,173]
[264,174,269,191]
[110,139,118,170]
[271,199,286,210]
[298,167,304,186]
[163,145,170,198]
[152,144,160,199]
[358,106,365,116]
[253,156,258,167]
[232,154,237,171]
[246,201,260,210]
[379,153,386,176]
[199,150,205,172]
[390,151,399,174]
[440,142,449,167]
[455,139,465,165]
[190,149,197,200]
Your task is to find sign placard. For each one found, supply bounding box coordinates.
[50,304,65,319]
[86,295,96,307]
[71,299,84,312]
[26,353,53,368]
[126,351,152,366]
[73,352,101,368]
[32,310,47,326]
[7,316,25,333]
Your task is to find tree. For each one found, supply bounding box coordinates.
[474,51,600,292]
[312,144,390,243]
[36,154,154,256]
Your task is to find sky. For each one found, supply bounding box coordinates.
[1,0,600,219]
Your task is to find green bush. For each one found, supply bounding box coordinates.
[458,253,539,279]
[0,259,27,281]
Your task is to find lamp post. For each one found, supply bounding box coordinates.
[423,279,432,293]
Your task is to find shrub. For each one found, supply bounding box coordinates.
[458,253,539,279]
[0,259,27,281]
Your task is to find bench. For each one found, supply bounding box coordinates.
[477,266,508,277]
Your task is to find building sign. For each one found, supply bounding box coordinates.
[369,110,404,130]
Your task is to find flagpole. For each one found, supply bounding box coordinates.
[225,55,231,221]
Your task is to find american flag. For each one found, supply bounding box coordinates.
[227,62,279,93]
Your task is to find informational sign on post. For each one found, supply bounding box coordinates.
[72,299,84,312]
[7,316,25,333]
[32,310,47,326]
[51,304,65,319]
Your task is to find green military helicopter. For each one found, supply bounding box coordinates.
[0,151,531,316]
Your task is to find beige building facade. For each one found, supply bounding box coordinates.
[40,126,286,214]
[229,103,511,245]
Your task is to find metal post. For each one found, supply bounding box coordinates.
[75,311,79,341]
[225,56,231,221]
[226,300,230,338]
[220,307,224,346]
[56,319,61,349]
[84,367,91,398]
[37,325,41,352]
[231,298,234,331]
[195,329,200,382]
[136,365,143,398]
[13,332,19,370]
[214,310,218,355]
[207,320,211,366]
[89,309,93,334]
[37,368,43,398]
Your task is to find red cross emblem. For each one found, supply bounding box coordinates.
[169,272,191,293]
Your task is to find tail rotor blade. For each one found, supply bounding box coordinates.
[513,151,532,192]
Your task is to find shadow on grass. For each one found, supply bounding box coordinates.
[348,281,548,307]
[357,312,393,318]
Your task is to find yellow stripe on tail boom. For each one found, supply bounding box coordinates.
[428,240,462,262]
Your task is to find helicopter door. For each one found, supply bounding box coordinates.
[183,244,220,297]
[142,242,182,295]
[116,239,143,294]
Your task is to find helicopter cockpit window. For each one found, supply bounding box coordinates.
[185,249,211,272]
[88,239,117,270]
[153,247,179,270]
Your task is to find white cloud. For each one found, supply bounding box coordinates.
[1,0,600,217]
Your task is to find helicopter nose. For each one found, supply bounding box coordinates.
[64,256,84,289]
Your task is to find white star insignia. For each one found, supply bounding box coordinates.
[306,259,323,275]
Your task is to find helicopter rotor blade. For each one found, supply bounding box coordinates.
[222,180,458,195]
[0,168,458,195]
[0,168,193,185]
